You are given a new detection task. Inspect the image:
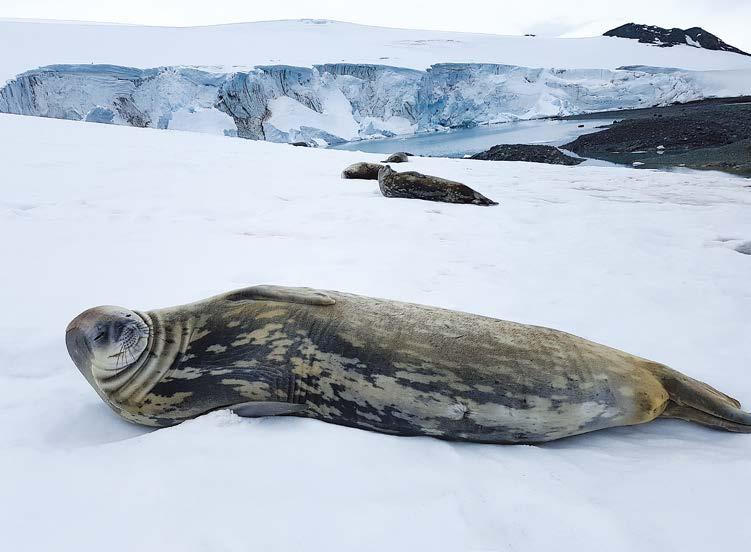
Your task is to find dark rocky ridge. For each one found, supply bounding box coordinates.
[604,23,749,56]
[470,144,583,165]
[562,97,751,176]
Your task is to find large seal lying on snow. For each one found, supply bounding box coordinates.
[66,286,751,442]
[378,165,497,206]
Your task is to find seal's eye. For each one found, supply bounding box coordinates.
[93,331,106,342]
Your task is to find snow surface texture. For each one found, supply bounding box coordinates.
[2,62,750,144]
[1,114,750,551]
[3,18,751,85]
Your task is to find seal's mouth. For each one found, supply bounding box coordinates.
[104,321,148,367]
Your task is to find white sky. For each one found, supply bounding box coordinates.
[2,0,750,51]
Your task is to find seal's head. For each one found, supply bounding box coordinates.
[66,306,149,379]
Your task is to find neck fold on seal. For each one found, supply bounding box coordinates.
[94,309,194,407]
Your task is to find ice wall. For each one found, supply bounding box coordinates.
[417,63,711,128]
[1,62,746,145]
[0,65,230,131]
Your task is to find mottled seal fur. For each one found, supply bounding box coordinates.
[378,165,498,206]
[382,152,410,163]
[66,286,751,443]
[341,162,384,180]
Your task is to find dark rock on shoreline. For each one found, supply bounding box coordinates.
[627,140,751,175]
[562,97,751,176]
[470,144,584,165]
[378,165,497,206]
[565,117,735,153]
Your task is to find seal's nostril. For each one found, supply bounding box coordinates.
[93,331,106,342]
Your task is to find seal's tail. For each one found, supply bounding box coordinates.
[651,364,751,432]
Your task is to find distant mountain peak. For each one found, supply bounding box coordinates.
[604,23,749,56]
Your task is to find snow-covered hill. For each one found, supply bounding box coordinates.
[1,113,750,551]
[3,18,751,84]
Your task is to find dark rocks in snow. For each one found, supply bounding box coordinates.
[382,152,410,163]
[341,162,384,180]
[377,165,497,206]
[734,241,751,255]
[604,23,749,56]
[470,144,584,165]
[290,141,310,147]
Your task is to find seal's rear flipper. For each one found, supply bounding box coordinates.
[662,402,751,433]
[224,286,336,306]
[651,363,751,432]
[229,401,307,418]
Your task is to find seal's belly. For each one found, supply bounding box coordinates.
[302,358,651,443]
[282,297,666,443]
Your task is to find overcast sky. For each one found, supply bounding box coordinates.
[3,0,750,51]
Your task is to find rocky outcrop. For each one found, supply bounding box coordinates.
[604,24,749,56]
[470,144,583,165]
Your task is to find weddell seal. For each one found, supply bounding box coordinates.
[65,286,751,442]
[341,162,384,180]
[382,152,410,163]
[378,165,498,206]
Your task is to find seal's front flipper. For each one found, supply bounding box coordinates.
[229,401,308,418]
[225,286,336,306]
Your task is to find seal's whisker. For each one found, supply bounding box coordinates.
[113,342,125,369]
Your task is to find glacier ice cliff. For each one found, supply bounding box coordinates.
[1,62,747,145]
[0,65,228,131]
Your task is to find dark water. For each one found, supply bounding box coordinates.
[330,118,614,158]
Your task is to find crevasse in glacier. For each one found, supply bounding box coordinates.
[0,62,744,145]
